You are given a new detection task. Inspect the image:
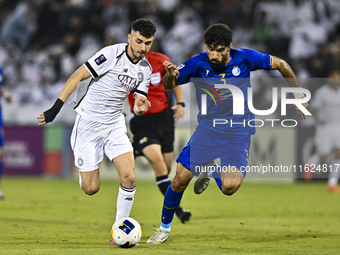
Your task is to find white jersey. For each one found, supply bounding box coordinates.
[73,43,152,124]
[311,84,340,125]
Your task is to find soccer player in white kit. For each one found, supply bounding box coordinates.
[310,69,340,193]
[37,19,156,221]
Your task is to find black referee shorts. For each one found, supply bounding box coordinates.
[129,108,175,157]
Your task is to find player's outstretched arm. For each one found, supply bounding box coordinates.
[163,61,179,89]
[37,65,91,126]
[271,56,309,120]
[134,94,151,116]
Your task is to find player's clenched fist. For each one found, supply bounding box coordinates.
[134,95,151,116]
[163,61,179,77]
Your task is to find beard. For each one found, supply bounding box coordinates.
[130,45,146,60]
[209,60,223,69]
[209,54,228,69]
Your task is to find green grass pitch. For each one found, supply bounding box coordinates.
[1,177,340,255]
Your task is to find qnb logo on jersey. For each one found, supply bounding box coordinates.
[118,74,138,89]
[200,84,312,128]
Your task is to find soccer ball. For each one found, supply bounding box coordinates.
[111,217,142,248]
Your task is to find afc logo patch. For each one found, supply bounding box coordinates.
[95,54,107,66]
[177,64,185,70]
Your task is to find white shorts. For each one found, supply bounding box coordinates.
[70,114,133,172]
[315,123,340,155]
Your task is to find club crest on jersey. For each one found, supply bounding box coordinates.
[95,54,107,66]
[232,66,241,76]
[137,72,144,82]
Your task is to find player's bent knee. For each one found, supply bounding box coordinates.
[171,176,188,192]
[221,186,239,196]
[83,184,100,196]
[221,187,238,196]
[119,174,136,189]
[221,179,242,196]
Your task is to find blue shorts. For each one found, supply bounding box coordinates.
[177,125,250,177]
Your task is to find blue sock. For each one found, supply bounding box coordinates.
[211,170,223,192]
[214,177,223,192]
[161,184,183,229]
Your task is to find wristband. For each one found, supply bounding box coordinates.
[44,98,64,123]
[177,102,185,108]
[134,105,141,114]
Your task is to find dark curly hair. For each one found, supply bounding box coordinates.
[203,24,233,48]
[131,18,157,38]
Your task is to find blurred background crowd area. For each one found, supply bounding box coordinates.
[0,0,340,124]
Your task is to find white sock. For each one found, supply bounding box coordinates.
[328,159,340,186]
[160,225,171,232]
[115,184,136,222]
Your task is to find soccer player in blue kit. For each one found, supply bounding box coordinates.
[147,23,310,243]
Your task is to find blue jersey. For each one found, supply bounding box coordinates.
[177,48,272,135]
